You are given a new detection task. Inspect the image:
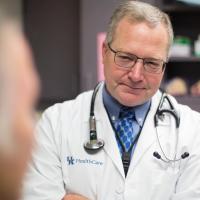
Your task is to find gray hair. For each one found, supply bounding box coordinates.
[105,0,174,53]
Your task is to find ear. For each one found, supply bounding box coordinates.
[102,41,108,61]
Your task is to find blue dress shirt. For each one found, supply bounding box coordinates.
[102,85,151,156]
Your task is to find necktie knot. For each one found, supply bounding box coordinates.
[119,106,134,120]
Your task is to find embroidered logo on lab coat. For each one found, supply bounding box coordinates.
[66,156,103,166]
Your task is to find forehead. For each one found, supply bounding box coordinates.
[113,18,169,58]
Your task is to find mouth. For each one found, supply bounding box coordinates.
[121,83,146,92]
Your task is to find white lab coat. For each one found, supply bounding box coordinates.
[22,86,200,200]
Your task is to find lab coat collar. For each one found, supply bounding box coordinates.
[95,83,125,178]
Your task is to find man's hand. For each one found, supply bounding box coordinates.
[62,194,89,200]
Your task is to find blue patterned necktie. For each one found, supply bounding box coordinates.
[115,106,135,154]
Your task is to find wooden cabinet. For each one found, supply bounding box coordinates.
[160,0,200,111]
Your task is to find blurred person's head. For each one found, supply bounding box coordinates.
[0,20,39,200]
[103,1,173,107]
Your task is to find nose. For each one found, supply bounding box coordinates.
[128,59,144,81]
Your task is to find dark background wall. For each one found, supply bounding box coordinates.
[24,0,80,109]
[80,0,121,91]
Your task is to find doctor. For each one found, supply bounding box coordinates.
[23,1,200,200]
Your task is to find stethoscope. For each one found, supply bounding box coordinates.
[153,92,189,163]
[84,82,189,162]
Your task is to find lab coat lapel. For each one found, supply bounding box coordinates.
[95,86,125,178]
[130,91,162,169]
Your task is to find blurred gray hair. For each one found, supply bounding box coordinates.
[105,0,174,53]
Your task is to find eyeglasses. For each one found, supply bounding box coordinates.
[108,43,167,74]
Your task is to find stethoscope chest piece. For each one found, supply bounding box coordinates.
[84,82,105,154]
[84,139,104,154]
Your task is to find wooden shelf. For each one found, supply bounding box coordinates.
[169,56,200,62]
[162,4,200,12]
[161,1,200,112]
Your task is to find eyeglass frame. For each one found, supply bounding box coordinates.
[107,43,167,74]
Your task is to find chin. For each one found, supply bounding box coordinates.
[118,96,143,107]
[116,88,154,107]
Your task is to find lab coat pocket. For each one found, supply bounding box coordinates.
[150,167,180,200]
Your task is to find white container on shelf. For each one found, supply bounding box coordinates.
[169,36,191,58]
[169,44,191,57]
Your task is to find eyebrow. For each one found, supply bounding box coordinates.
[109,43,165,61]
[118,50,163,61]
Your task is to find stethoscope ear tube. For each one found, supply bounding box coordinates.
[153,151,189,162]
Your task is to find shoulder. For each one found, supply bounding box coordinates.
[152,91,200,125]
[46,90,92,113]
[167,94,200,125]
[170,94,200,117]
[38,90,93,128]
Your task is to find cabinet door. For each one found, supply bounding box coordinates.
[161,1,200,112]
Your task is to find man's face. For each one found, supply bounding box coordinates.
[103,18,168,106]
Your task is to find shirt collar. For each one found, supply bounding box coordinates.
[102,85,151,127]
[103,86,121,121]
[134,100,151,126]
